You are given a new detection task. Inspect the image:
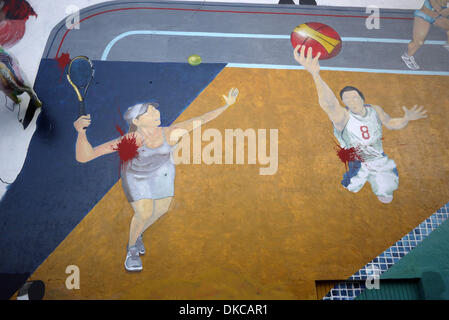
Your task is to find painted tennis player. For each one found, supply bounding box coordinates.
[74,88,239,271]
[294,45,427,204]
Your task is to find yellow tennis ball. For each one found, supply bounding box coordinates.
[188,54,202,66]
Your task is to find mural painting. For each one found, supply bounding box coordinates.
[0,0,448,301]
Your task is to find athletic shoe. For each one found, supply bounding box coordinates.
[401,53,420,70]
[378,196,393,204]
[135,234,146,255]
[125,245,142,272]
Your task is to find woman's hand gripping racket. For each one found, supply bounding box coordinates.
[66,56,95,118]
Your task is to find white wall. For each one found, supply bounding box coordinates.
[0,0,107,198]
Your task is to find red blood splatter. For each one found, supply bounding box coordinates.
[333,140,364,171]
[54,52,71,82]
[55,52,71,72]
[113,125,139,171]
[2,0,37,20]
[115,124,125,137]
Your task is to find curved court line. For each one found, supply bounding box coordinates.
[54,5,414,58]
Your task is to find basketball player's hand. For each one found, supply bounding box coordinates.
[293,45,321,76]
[402,105,427,121]
[223,88,239,106]
[74,114,91,133]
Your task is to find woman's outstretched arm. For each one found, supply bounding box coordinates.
[74,114,129,163]
[165,88,239,139]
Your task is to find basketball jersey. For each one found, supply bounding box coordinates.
[334,105,384,161]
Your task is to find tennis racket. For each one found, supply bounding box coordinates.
[66,56,95,117]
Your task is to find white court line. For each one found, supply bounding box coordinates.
[100,30,448,76]
[227,63,449,76]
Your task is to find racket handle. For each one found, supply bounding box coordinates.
[79,101,88,130]
[79,100,87,117]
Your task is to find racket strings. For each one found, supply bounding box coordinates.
[66,56,94,117]
[68,58,94,89]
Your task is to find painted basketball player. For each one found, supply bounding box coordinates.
[294,45,428,203]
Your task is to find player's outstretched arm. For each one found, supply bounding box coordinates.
[293,45,347,130]
[74,115,125,162]
[165,88,239,142]
[371,104,427,130]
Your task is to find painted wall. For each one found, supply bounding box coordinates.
[2,0,448,300]
[0,1,428,200]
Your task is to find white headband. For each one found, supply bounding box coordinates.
[123,103,148,124]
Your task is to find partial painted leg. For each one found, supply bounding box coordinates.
[125,199,154,271]
[368,160,399,204]
[402,17,431,70]
[408,17,431,57]
[341,161,369,194]
[132,197,173,258]
[129,199,154,247]
[141,197,173,234]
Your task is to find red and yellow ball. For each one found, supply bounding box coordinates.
[290,22,342,60]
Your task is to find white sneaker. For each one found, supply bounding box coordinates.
[125,245,143,272]
[378,195,393,204]
[401,53,420,70]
